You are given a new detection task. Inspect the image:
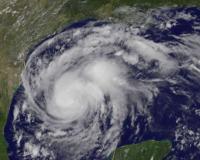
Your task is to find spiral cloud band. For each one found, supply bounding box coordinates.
[8,20,185,160]
[5,7,200,160]
[17,21,177,159]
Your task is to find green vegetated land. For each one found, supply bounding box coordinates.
[0,0,199,159]
[112,140,172,160]
[0,79,10,159]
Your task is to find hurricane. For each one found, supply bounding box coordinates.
[5,7,200,160]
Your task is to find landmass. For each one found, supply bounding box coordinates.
[112,140,172,160]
